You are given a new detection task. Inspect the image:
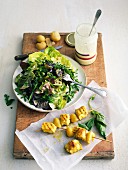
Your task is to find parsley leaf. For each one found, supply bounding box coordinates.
[4,94,15,106]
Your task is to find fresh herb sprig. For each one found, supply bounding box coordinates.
[4,94,15,108]
[78,117,95,131]
[79,95,107,139]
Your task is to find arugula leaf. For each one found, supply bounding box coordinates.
[15,87,27,101]
[4,94,15,106]
[16,71,35,89]
[28,82,38,102]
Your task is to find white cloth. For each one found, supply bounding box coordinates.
[15,81,128,170]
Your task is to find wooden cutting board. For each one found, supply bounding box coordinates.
[13,33,114,159]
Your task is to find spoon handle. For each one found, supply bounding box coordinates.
[89,9,102,36]
[71,80,107,97]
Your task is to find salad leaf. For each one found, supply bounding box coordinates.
[15,71,35,89]
[29,52,48,62]
[44,46,56,55]
[14,47,80,110]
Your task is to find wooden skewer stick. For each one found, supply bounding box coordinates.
[59,127,112,143]
[93,136,112,143]
[35,126,112,143]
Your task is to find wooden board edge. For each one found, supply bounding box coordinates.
[13,151,114,160]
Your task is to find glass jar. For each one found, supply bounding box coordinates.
[74,23,98,65]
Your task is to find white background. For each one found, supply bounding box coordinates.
[0,0,128,170]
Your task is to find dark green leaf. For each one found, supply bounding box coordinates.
[83,118,95,131]
[4,94,15,106]
[95,121,106,139]
[90,95,96,101]
[91,110,98,115]
[78,123,90,131]
[15,88,28,101]
[96,113,106,127]
[16,71,35,89]
[87,94,107,139]
[78,118,95,131]
[28,82,38,102]
[96,113,105,122]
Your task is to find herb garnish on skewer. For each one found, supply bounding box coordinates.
[79,94,107,139]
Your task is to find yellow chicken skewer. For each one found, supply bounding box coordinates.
[65,126,112,143]
[40,106,88,133]
[39,105,111,143]
[40,122,112,143]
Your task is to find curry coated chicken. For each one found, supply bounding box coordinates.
[41,106,88,132]
[66,126,95,144]
[41,106,94,154]
[64,139,83,154]
[42,122,57,134]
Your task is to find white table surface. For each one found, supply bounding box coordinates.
[0,0,128,170]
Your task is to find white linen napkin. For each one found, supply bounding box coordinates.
[15,81,128,170]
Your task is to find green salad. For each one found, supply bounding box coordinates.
[15,47,80,110]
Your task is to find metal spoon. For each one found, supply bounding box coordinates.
[89,9,102,36]
[63,74,107,97]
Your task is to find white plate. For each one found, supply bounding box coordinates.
[12,55,86,112]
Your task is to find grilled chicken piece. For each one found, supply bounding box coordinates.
[86,131,95,144]
[75,106,88,120]
[66,126,79,137]
[60,114,70,126]
[75,127,87,142]
[65,139,83,154]
[70,113,79,123]
[66,127,75,137]
[53,118,61,128]
[42,122,57,134]
[65,126,95,144]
